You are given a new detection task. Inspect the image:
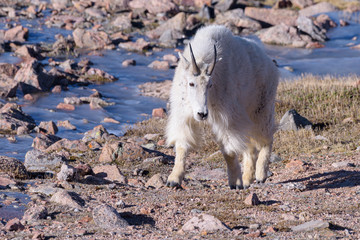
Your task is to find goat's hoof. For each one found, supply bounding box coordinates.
[256,179,266,184]
[243,184,250,189]
[166,181,182,189]
[230,185,243,190]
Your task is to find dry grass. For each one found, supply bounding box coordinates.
[127,75,360,163]
[274,74,360,159]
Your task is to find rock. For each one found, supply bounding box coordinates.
[85,7,105,18]
[315,14,337,31]
[245,7,298,26]
[244,193,260,206]
[51,0,70,10]
[163,54,178,64]
[138,80,171,100]
[5,218,24,231]
[198,4,215,20]
[98,141,122,163]
[64,97,81,105]
[257,23,311,48]
[0,103,36,134]
[14,59,55,94]
[274,0,293,9]
[279,109,313,131]
[340,19,349,27]
[101,0,130,12]
[299,2,337,17]
[0,175,16,189]
[215,9,262,32]
[145,173,166,189]
[82,125,110,143]
[188,167,226,181]
[56,103,75,111]
[118,38,150,52]
[38,121,58,135]
[332,161,355,168]
[45,138,89,153]
[112,15,132,31]
[0,63,19,98]
[4,26,29,42]
[57,164,77,181]
[84,68,117,83]
[159,29,184,48]
[73,28,111,50]
[291,220,329,232]
[15,45,43,60]
[32,231,45,240]
[92,204,129,230]
[122,59,136,67]
[148,60,170,70]
[129,0,178,15]
[52,85,62,93]
[119,142,146,161]
[181,213,230,232]
[214,0,236,12]
[32,134,62,151]
[28,183,59,196]
[57,120,76,130]
[103,117,120,124]
[291,0,314,9]
[50,189,84,209]
[24,149,64,172]
[296,16,327,42]
[75,163,93,177]
[152,108,166,118]
[146,12,186,39]
[0,156,28,179]
[282,182,307,191]
[93,165,127,184]
[22,205,48,223]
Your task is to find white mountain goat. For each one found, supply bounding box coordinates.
[166,25,279,189]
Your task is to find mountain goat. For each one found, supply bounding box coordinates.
[166,25,279,189]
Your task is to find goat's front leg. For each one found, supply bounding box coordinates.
[166,144,188,188]
[222,150,242,190]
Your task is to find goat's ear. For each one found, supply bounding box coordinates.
[178,52,190,68]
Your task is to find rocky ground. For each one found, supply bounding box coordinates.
[1,0,360,239]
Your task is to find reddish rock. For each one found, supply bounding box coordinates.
[57,120,76,130]
[4,26,29,42]
[85,68,117,83]
[50,189,84,209]
[0,176,16,189]
[152,108,166,118]
[57,163,77,181]
[56,103,75,111]
[39,121,58,135]
[163,54,178,63]
[22,205,48,223]
[299,2,337,17]
[112,15,132,31]
[245,7,298,26]
[15,45,43,60]
[315,14,337,31]
[92,204,129,230]
[82,125,110,143]
[181,214,229,232]
[119,38,150,52]
[98,141,122,163]
[46,138,88,153]
[75,163,93,177]
[306,41,325,49]
[129,0,178,15]
[73,28,111,50]
[89,99,102,109]
[291,0,314,9]
[244,193,260,206]
[32,231,45,240]
[148,60,170,70]
[122,59,136,67]
[274,0,292,9]
[340,19,349,27]
[103,117,120,124]
[157,139,166,146]
[215,9,262,32]
[120,142,146,161]
[24,93,35,101]
[0,103,36,135]
[14,59,55,94]
[5,218,24,231]
[93,164,127,184]
[32,134,62,151]
[145,173,166,189]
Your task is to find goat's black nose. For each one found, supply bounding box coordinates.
[197,112,208,119]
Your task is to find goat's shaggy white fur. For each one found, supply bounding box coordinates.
[166,25,279,189]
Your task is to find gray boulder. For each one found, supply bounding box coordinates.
[92,204,129,230]
[24,149,64,172]
[296,16,327,42]
[279,109,313,131]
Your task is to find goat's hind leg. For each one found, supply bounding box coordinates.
[255,144,272,184]
[166,143,188,188]
[222,150,242,190]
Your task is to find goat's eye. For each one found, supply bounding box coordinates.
[189,82,195,87]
